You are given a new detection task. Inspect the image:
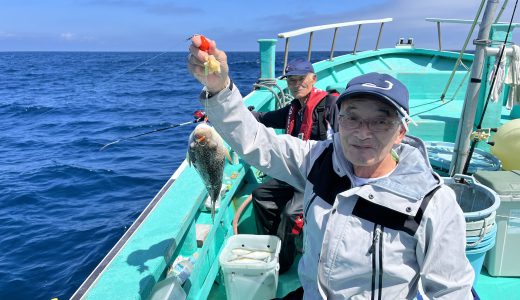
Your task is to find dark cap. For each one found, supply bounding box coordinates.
[281,58,314,78]
[337,73,413,130]
[337,72,409,114]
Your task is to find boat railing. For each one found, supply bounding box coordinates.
[426,15,520,102]
[277,18,393,75]
[425,17,519,51]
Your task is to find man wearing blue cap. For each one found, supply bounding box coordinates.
[250,58,339,274]
[188,37,474,299]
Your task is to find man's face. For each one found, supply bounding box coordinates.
[287,73,316,99]
[339,97,406,169]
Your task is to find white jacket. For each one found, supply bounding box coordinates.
[201,84,474,299]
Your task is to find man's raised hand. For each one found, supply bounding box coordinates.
[188,35,229,94]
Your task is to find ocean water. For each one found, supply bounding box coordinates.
[0,51,339,299]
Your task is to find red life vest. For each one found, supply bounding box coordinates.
[285,88,328,140]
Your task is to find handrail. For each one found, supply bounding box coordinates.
[426,17,520,51]
[427,11,520,102]
[426,17,520,25]
[277,18,393,38]
[277,18,393,75]
[429,0,486,102]
[426,18,485,25]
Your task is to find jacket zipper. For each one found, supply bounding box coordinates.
[368,224,382,300]
[378,226,384,300]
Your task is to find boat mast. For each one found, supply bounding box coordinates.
[449,0,500,176]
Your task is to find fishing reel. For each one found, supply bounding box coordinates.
[193,110,208,123]
[470,127,498,146]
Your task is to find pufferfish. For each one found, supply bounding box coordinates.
[187,123,231,222]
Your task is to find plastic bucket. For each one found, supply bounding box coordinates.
[443,175,501,221]
[219,234,281,300]
[444,175,500,286]
[466,224,497,287]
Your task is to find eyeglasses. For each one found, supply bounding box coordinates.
[339,114,400,132]
[286,76,307,85]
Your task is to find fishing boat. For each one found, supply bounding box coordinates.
[72,1,520,299]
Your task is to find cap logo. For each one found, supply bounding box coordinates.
[361,80,393,91]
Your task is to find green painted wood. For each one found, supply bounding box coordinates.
[185,163,246,300]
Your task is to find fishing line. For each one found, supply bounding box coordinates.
[37,40,192,150]
[100,110,206,150]
[462,0,519,174]
[30,50,172,121]
[101,51,168,88]
[20,39,198,181]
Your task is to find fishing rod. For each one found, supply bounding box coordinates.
[461,0,519,174]
[100,110,207,151]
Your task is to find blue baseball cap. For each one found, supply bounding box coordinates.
[337,72,413,129]
[281,58,314,78]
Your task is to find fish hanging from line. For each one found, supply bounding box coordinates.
[187,122,231,222]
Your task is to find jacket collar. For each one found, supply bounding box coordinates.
[331,134,440,201]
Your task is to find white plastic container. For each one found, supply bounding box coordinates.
[219,234,281,300]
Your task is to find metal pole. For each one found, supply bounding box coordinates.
[449,0,500,176]
[375,23,384,50]
[258,39,277,80]
[307,32,314,61]
[437,22,442,51]
[353,24,362,54]
[330,28,339,60]
[283,37,290,76]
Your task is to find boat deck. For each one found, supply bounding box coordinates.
[477,270,520,300]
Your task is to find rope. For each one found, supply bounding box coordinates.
[411,68,472,117]
[253,79,292,109]
[466,217,491,247]
[232,195,253,235]
[410,60,471,116]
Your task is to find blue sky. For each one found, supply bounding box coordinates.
[1,0,519,51]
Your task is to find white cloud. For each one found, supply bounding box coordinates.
[240,0,519,51]
[60,33,95,43]
[0,31,16,38]
[61,33,76,41]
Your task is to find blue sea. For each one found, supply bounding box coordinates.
[0,51,341,299]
